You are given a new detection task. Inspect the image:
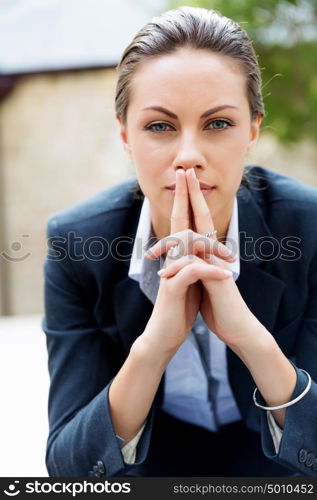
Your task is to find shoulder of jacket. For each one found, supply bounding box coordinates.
[244,165,317,209]
[46,177,139,233]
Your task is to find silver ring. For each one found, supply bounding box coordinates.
[167,245,180,258]
[204,229,217,238]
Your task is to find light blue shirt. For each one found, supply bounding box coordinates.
[128,196,242,431]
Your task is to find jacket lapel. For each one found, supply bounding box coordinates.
[114,276,154,354]
[235,184,286,333]
[112,193,154,354]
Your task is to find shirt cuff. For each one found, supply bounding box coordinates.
[266,410,283,453]
[118,422,146,464]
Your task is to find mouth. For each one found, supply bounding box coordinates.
[165,181,215,196]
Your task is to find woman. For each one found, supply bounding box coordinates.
[43,6,317,477]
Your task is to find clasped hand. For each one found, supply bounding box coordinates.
[145,168,260,351]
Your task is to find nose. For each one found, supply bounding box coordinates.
[172,132,207,171]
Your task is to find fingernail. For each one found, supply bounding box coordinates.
[225,253,236,260]
[221,247,231,256]
[188,168,196,180]
[221,247,235,259]
[223,270,233,277]
[157,269,166,276]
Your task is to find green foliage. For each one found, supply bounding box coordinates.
[166,0,317,143]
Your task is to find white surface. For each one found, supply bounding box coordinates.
[0,314,49,477]
[0,0,167,73]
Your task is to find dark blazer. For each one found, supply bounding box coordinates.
[43,166,317,477]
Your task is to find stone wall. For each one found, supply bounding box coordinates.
[0,69,131,315]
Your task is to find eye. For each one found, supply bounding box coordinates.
[205,119,233,131]
[145,122,175,133]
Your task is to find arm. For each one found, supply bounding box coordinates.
[229,325,297,429]
[108,332,176,445]
[209,257,317,476]
[154,168,317,475]
[227,246,317,476]
[43,218,156,477]
[44,172,234,477]
[43,217,200,477]
[258,255,317,476]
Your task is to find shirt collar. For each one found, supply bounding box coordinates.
[129,196,240,281]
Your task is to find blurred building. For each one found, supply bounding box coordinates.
[0,0,316,316]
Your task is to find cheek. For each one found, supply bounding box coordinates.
[132,149,165,193]
[133,143,171,179]
[212,149,245,191]
[208,145,244,172]
[143,140,172,161]
[134,158,164,183]
[211,131,249,179]
[205,132,249,168]
[218,133,249,158]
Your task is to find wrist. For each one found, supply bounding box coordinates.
[228,322,275,363]
[131,332,178,369]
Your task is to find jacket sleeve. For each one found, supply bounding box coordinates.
[43,217,154,477]
[260,254,317,477]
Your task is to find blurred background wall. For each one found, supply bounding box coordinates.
[0,68,129,315]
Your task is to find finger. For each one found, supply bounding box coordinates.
[204,250,234,271]
[164,242,182,267]
[186,235,235,261]
[186,167,217,239]
[170,169,189,234]
[186,168,237,263]
[145,230,235,261]
[144,230,187,260]
[158,254,233,279]
[158,259,233,297]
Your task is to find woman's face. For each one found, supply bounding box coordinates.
[118,47,261,238]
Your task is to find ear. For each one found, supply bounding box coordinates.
[116,114,132,155]
[247,112,262,154]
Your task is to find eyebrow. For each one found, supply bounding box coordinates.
[142,104,239,119]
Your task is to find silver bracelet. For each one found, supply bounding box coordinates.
[253,369,312,411]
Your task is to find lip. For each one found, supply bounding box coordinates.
[165,183,215,197]
[166,181,214,190]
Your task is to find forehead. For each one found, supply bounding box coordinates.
[128,48,247,109]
